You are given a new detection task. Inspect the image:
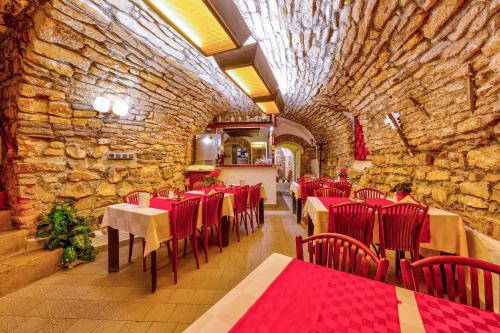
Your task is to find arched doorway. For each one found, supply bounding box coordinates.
[275,143,303,182]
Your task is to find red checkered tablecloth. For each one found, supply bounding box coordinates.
[229,259,401,333]
[415,292,500,332]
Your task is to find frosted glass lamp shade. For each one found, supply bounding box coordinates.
[112,100,129,116]
[93,96,111,113]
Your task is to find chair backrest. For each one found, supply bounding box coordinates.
[123,190,152,203]
[332,181,352,197]
[315,187,345,198]
[300,180,323,201]
[355,188,387,199]
[296,233,389,282]
[401,256,500,312]
[297,176,313,183]
[171,197,200,240]
[378,203,428,258]
[233,185,250,213]
[154,187,179,198]
[202,191,225,228]
[328,202,376,245]
[191,181,205,190]
[249,183,261,209]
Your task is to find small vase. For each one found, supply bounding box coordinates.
[397,192,409,201]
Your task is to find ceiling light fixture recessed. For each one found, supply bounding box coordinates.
[145,0,251,56]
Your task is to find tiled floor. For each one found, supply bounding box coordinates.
[0,208,304,333]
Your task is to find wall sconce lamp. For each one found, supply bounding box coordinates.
[144,0,251,56]
[93,96,129,116]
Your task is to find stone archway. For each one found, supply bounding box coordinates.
[275,134,315,178]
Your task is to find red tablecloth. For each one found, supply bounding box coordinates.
[318,197,354,208]
[366,198,396,207]
[415,291,500,332]
[148,197,174,211]
[229,259,401,333]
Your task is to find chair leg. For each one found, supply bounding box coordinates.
[235,215,240,242]
[243,212,249,235]
[203,227,209,263]
[249,208,254,233]
[183,237,187,257]
[165,241,172,259]
[216,224,222,252]
[142,239,146,272]
[191,234,200,269]
[254,207,259,229]
[128,234,134,263]
[172,239,178,284]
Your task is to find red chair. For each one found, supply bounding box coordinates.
[332,181,352,197]
[300,180,323,202]
[355,188,387,199]
[165,197,201,284]
[401,256,500,312]
[192,181,205,190]
[297,176,313,183]
[247,183,262,232]
[154,187,180,198]
[233,185,250,242]
[124,190,153,272]
[200,192,225,263]
[296,233,389,282]
[378,203,429,273]
[328,202,376,246]
[314,187,345,198]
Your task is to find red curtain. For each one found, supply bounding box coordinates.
[354,117,368,160]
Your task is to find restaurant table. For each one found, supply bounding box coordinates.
[101,198,203,292]
[217,186,267,225]
[186,253,499,332]
[303,197,469,256]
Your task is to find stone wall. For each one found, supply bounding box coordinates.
[315,0,500,239]
[275,134,316,177]
[0,0,251,233]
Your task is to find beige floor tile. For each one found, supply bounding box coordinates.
[146,322,177,333]
[65,319,103,333]
[168,289,195,304]
[174,323,191,332]
[90,320,126,333]
[119,321,152,332]
[167,304,200,323]
[143,303,176,322]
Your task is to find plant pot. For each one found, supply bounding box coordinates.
[396,192,410,201]
[0,191,6,209]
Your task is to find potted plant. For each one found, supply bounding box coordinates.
[204,169,221,187]
[0,183,6,209]
[338,168,348,182]
[392,183,412,201]
[36,201,98,268]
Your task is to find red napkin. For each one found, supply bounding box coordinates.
[365,198,395,207]
[318,197,353,208]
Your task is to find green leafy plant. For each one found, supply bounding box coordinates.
[36,201,98,267]
[391,183,412,193]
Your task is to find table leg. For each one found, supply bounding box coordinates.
[259,198,264,224]
[221,216,230,247]
[296,199,302,224]
[307,216,314,236]
[108,226,119,273]
[292,193,296,213]
[151,250,157,293]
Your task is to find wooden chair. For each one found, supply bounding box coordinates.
[401,256,500,312]
[200,192,225,263]
[328,202,376,246]
[296,233,389,282]
[233,185,250,242]
[191,181,205,190]
[124,190,153,272]
[247,183,262,232]
[378,203,428,274]
[154,187,179,198]
[355,188,387,200]
[165,197,201,284]
[300,180,323,202]
[314,187,345,198]
[332,181,352,198]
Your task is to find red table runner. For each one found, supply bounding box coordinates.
[229,259,401,333]
[131,197,175,211]
[318,197,354,208]
[366,198,397,207]
[415,292,500,332]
